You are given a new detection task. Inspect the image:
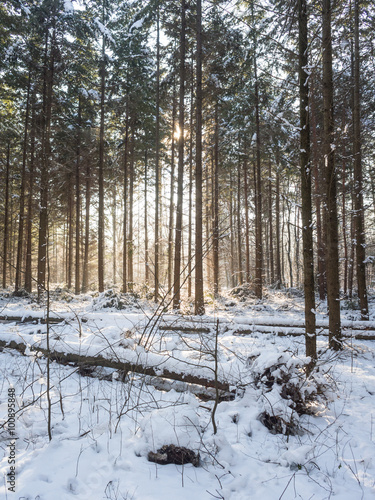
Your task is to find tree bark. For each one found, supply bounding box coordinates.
[15,74,31,291]
[38,30,55,299]
[213,104,219,296]
[244,155,250,283]
[275,164,282,287]
[98,29,106,292]
[168,90,176,294]
[82,157,91,293]
[128,123,135,287]
[75,96,81,294]
[25,97,36,293]
[237,152,243,285]
[122,101,129,293]
[2,144,10,288]
[173,0,186,309]
[322,0,341,349]
[353,0,368,320]
[298,0,316,360]
[268,160,274,284]
[195,0,204,314]
[154,6,160,301]
[144,150,149,283]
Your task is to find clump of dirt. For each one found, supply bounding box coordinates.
[258,411,301,436]
[148,444,200,467]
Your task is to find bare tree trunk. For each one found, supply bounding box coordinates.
[348,201,355,299]
[112,182,117,284]
[244,156,250,282]
[213,104,219,297]
[67,173,73,289]
[2,144,10,288]
[122,102,129,293]
[237,154,243,285]
[144,150,149,284]
[168,91,176,294]
[229,171,236,288]
[298,0,316,360]
[252,5,263,299]
[322,0,341,349]
[154,6,160,301]
[353,0,368,320]
[268,160,274,284]
[82,160,91,293]
[75,96,81,294]
[25,97,36,293]
[311,80,326,300]
[275,166,282,287]
[194,0,204,313]
[98,28,106,292]
[128,123,135,287]
[188,58,194,299]
[173,0,186,309]
[38,30,54,299]
[342,157,348,295]
[15,74,31,291]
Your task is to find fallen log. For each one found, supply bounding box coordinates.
[0,315,63,325]
[0,339,234,396]
[158,325,211,334]
[233,327,375,340]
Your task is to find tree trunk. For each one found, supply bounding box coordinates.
[122,102,129,293]
[342,157,348,296]
[168,90,176,294]
[15,74,31,291]
[322,0,341,349]
[112,182,117,284]
[2,144,10,288]
[128,123,135,287]
[188,58,194,299]
[98,30,106,292]
[229,171,236,288]
[213,104,219,296]
[311,79,326,300]
[67,173,74,289]
[252,6,263,299]
[195,0,204,314]
[154,7,160,301]
[275,165,282,287]
[173,0,186,309]
[237,153,243,285]
[144,150,149,284]
[25,97,36,293]
[268,160,274,284]
[75,96,81,294]
[244,155,250,283]
[298,0,316,360]
[82,159,91,293]
[352,0,368,320]
[38,30,55,299]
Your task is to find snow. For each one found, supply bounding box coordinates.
[64,0,74,13]
[1,290,375,499]
[94,18,115,45]
[129,19,144,32]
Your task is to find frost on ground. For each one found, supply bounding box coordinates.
[0,288,375,500]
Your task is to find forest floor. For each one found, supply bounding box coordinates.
[0,286,375,500]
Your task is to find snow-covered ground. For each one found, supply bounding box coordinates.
[1,289,375,499]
